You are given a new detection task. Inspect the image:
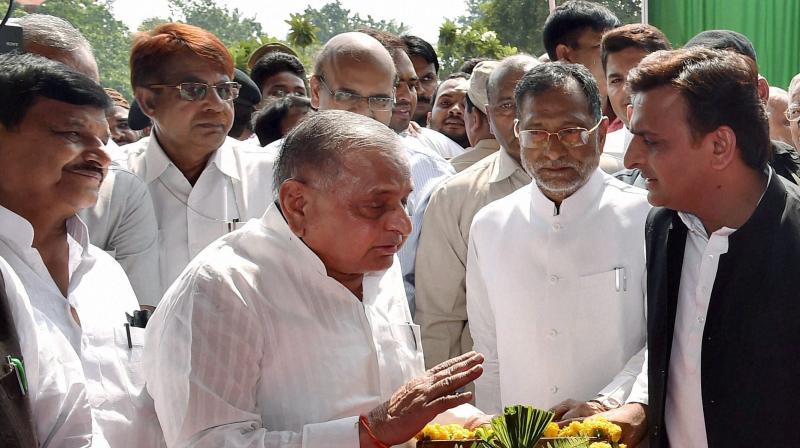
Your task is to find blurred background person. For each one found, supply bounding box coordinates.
[252,95,312,147]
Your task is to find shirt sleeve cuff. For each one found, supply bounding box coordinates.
[302,415,360,448]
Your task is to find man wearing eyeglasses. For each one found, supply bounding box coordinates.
[789,74,800,151]
[466,62,651,446]
[124,23,276,294]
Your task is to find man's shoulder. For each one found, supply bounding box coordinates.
[227,138,278,164]
[472,183,531,225]
[600,172,650,209]
[435,153,497,194]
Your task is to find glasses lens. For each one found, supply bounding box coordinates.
[521,130,550,149]
[333,91,360,106]
[215,83,240,101]
[369,97,393,111]
[558,128,589,147]
[180,83,207,101]
[787,107,800,122]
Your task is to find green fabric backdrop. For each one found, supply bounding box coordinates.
[648,0,800,89]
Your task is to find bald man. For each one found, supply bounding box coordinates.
[788,74,800,150]
[767,87,795,148]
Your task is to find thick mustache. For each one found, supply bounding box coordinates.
[67,162,105,177]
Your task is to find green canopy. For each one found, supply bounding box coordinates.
[648,0,800,89]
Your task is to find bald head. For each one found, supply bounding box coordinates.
[310,32,397,125]
[17,14,99,82]
[788,74,800,149]
[487,54,540,104]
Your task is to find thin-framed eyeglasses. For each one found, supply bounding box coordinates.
[785,105,800,123]
[514,118,604,150]
[316,75,395,112]
[147,82,241,102]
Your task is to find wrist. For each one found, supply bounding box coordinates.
[359,415,389,448]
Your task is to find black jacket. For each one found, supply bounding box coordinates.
[644,172,800,447]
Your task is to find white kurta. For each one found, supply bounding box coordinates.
[125,135,276,294]
[0,208,163,447]
[144,205,428,448]
[467,169,650,413]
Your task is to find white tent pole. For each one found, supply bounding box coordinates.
[549,0,556,12]
[642,0,649,24]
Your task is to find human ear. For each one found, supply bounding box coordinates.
[278,179,311,237]
[595,116,610,152]
[309,76,321,109]
[555,44,572,62]
[134,87,158,119]
[708,126,737,171]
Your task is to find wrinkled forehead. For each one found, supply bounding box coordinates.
[436,78,469,97]
[323,53,396,94]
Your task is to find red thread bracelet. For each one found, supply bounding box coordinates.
[359,415,389,448]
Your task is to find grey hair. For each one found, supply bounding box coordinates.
[17,14,92,53]
[273,110,409,195]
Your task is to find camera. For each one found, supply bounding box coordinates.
[0,21,22,54]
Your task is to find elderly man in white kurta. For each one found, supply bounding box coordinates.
[145,110,485,448]
[0,53,163,447]
[467,63,650,443]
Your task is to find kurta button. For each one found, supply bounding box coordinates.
[549,275,559,284]
[550,385,558,394]
[697,316,705,324]
[548,329,558,338]
[552,223,562,231]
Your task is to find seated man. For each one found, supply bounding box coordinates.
[467,62,650,445]
[144,110,484,447]
[0,53,162,447]
[125,23,276,294]
[625,46,800,448]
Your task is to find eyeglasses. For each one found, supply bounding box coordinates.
[514,119,604,150]
[316,76,395,112]
[148,82,241,102]
[785,106,800,123]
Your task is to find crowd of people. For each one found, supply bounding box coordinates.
[1,1,800,447]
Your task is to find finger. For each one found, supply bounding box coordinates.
[429,364,483,398]
[426,391,474,416]
[561,405,590,420]
[428,351,482,375]
[556,416,585,427]
[430,353,484,385]
[548,399,572,419]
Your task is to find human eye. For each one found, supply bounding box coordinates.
[334,91,359,103]
[359,202,386,219]
[180,83,207,101]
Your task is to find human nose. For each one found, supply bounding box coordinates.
[387,204,412,238]
[86,139,111,169]
[202,85,228,111]
[542,133,567,160]
[624,136,644,170]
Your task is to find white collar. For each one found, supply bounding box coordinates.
[142,132,240,183]
[488,148,527,184]
[0,206,90,255]
[530,168,606,222]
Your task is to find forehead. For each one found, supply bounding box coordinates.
[605,47,649,74]
[519,83,592,122]
[325,55,395,94]
[337,148,411,193]
[22,97,108,131]
[263,71,305,88]
[158,51,231,83]
[631,85,686,128]
[436,78,469,97]
[491,66,527,100]
[409,54,435,73]
[393,51,417,79]
[107,105,130,120]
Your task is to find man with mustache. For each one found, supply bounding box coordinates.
[124,23,276,294]
[428,73,471,150]
[404,35,439,127]
[0,53,163,447]
[144,110,486,447]
[415,55,536,371]
[467,62,651,446]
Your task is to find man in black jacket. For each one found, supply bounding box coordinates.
[624,47,800,447]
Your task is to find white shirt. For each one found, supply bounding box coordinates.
[414,127,467,159]
[467,169,651,414]
[126,135,276,293]
[78,164,161,306]
[602,126,634,162]
[145,205,475,447]
[0,207,163,447]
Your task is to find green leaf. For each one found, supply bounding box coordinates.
[487,405,554,448]
[544,438,593,448]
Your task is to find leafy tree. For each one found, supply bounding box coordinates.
[455,0,642,57]
[301,1,408,43]
[285,13,319,51]
[437,19,517,75]
[227,34,283,72]
[140,0,262,46]
[138,16,170,32]
[30,0,133,98]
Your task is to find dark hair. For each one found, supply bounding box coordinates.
[0,53,111,130]
[358,28,407,57]
[229,101,255,139]
[250,52,306,91]
[402,35,439,73]
[628,47,769,170]
[601,24,672,71]
[253,95,311,146]
[459,57,487,75]
[514,62,601,122]
[543,0,620,60]
[465,94,476,113]
[433,72,470,105]
[684,30,757,62]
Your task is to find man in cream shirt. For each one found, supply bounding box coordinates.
[467,63,649,446]
[145,110,485,447]
[124,23,275,293]
[0,53,162,447]
[415,55,537,369]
